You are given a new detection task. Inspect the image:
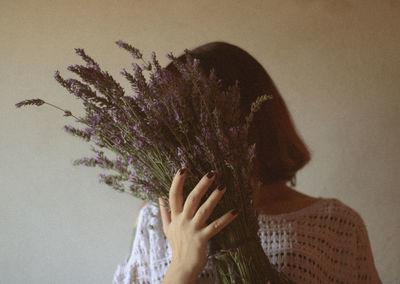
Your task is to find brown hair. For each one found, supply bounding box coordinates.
[164,41,311,187]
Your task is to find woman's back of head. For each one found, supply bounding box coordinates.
[164,41,311,187]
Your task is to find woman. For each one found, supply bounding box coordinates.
[113,41,381,283]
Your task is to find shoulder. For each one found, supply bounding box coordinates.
[134,201,162,233]
[114,202,169,284]
[135,201,165,236]
[319,197,371,243]
[327,198,366,227]
[134,201,149,227]
[330,199,376,246]
[289,197,369,236]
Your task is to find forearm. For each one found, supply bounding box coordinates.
[162,263,198,284]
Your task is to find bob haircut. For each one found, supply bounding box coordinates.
[164,41,311,187]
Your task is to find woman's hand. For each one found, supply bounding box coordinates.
[160,168,238,284]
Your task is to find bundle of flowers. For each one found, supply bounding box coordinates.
[15,40,295,284]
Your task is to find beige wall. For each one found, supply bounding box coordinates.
[2,0,399,283]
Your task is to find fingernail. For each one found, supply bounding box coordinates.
[231,209,238,215]
[179,168,186,175]
[207,170,216,178]
[217,184,226,191]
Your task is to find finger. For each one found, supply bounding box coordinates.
[169,168,187,215]
[192,185,227,229]
[158,197,171,234]
[182,170,216,219]
[200,209,239,241]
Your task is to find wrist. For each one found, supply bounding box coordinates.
[162,262,198,284]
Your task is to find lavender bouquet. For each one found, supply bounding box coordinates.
[15,41,295,284]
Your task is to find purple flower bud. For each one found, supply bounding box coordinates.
[218,141,224,150]
[64,110,72,117]
[95,151,101,159]
[193,145,202,155]
[15,99,45,108]
[200,113,205,123]
[128,175,136,182]
[166,52,175,61]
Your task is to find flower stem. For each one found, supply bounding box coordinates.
[43,101,83,122]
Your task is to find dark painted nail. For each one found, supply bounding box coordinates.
[207,170,216,178]
[217,184,226,191]
[179,168,186,175]
[231,209,239,215]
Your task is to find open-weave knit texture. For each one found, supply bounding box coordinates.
[113,198,381,284]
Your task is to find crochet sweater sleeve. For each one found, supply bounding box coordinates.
[113,198,381,284]
[352,209,381,283]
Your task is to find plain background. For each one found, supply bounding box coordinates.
[1,0,399,283]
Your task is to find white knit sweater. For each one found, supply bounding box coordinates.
[113,198,381,283]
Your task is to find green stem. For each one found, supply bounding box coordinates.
[43,101,83,122]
